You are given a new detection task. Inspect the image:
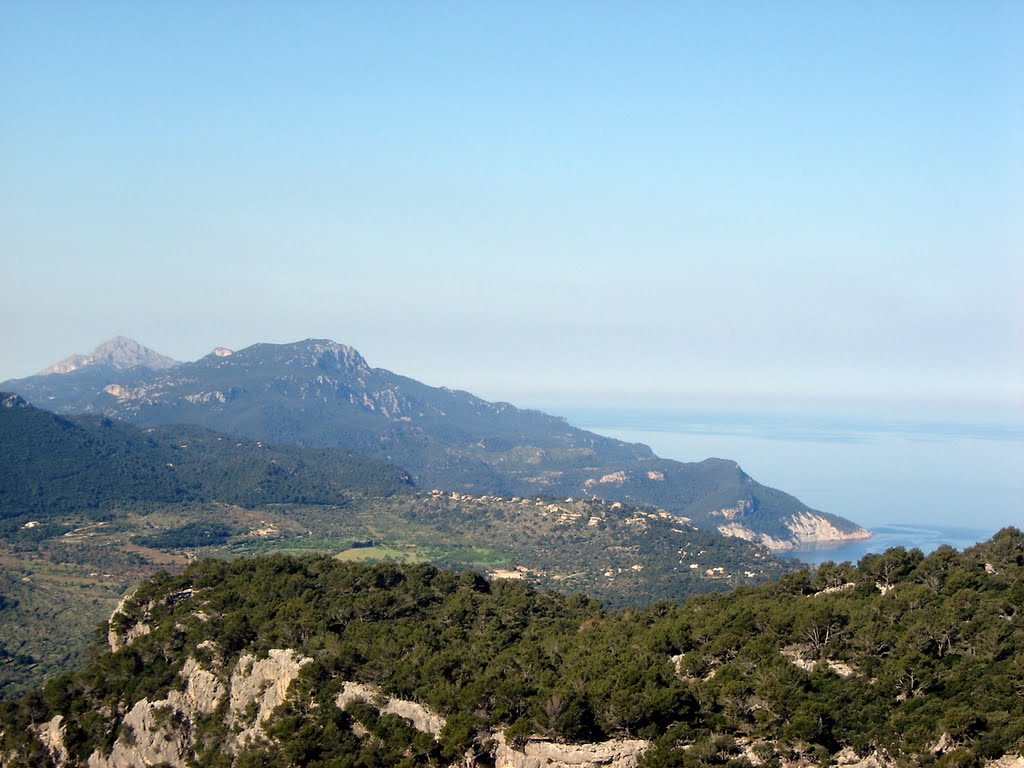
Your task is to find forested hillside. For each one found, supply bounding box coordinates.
[2,339,868,548]
[0,392,412,525]
[0,394,794,698]
[3,528,1020,768]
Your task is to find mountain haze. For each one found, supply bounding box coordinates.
[36,336,180,376]
[4,338,869,548]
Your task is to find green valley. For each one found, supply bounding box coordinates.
[0,394,794,698]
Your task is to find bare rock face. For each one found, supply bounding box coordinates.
[1,393,29,409]
[59,614,314,767]
[33,715,69,766]
[783,512,872,547]
[88,698,192,768]
[717,512,871,551]
[984,757,1024,768]
[336,682,447,737]
[175,656,227,717]
[106,594,152,652]
[229,649,312,750]
[87,656,226,768]
[38,337,180,376]
[81,648,313,768]
[493,732,649,768]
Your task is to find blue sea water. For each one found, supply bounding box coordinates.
[772,524,996,566]
[552,405,1024,566]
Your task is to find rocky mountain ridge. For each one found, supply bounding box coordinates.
[30,636,653,768]
[33,638,1024,768]
[2,338,869,549]
[36,337,179,376]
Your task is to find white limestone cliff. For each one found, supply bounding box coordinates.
[229,649,312,750]
[337,682,447,737]
[87,656,225,768]
[492,731,649,768]
[717,511,871,551]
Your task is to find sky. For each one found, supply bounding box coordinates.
[2,1,1022,414]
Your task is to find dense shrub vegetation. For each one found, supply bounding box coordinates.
[1,528,1021,767]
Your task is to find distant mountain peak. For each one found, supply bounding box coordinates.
[38,337,180,376]
[6,335,869,548]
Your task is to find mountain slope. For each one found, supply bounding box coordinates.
[3,529,1021,768]
[2,339,869,548]
[0,392,413,523]
[37,336,179,375]
[0,394,793,601]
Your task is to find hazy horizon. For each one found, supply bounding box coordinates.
[2,3,1022,412]
[556,404,1023,538]
[5,334,1022,422]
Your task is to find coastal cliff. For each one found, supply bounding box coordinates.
[716,510,873,550]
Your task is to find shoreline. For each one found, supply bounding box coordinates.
[776,522,999,566]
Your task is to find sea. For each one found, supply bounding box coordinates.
[550,405,1024,566]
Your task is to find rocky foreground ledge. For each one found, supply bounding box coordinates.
[27,641,1021,768]
[8,537,1021,768]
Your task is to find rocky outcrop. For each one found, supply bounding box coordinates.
[781,646,858,678]
[175,656,227,717]
[107,589,197,652]
[0,393,28,409]
[88,656,225,768]
[821,747,1024,768]
[493,732,649,768]
[74,647,313,768]
[34,715,68,766]
[717,512,871,551]
[783,512,871,547]
[829,747,895,768]
[984,756,1024,768]
[337,682,447,737]
[106,594,151,652]
[89,698,192,768]
[229,649,312,749]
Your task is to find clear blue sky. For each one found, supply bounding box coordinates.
[2,1,1022,412]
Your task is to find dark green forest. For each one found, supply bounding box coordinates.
[3,528,1021,767]
[0,392,412,527]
